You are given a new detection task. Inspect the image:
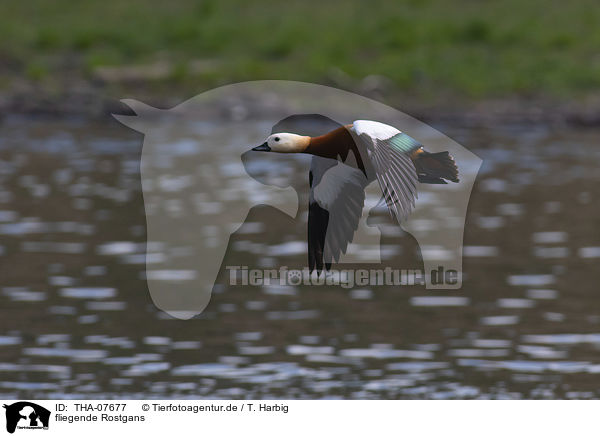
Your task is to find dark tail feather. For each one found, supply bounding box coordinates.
[414,150,459,184]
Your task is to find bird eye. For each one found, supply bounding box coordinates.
[274,137,280,142]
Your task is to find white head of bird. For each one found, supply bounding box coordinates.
[252,133,309,153]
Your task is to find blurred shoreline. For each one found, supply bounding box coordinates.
[2,1,599,126]
[2,79,600,127]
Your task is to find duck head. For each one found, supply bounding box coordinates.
[251,133,310,153]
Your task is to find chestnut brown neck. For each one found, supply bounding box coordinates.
[304,126,367,175]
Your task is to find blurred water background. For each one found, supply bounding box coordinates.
[0,113,598,399]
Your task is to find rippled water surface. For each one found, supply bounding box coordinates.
[0,115,599,399]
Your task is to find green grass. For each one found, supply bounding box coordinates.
[1,0,599,101]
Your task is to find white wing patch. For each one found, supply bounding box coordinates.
[352,120,400,141]
[349,120,420,224]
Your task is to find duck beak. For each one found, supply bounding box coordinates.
[251,142,271,152]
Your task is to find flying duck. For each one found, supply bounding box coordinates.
[251,118,459,273]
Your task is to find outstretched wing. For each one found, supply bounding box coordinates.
[309,156,368,273]
[350,120,419,224]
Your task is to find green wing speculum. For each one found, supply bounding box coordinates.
[388,132,422,154]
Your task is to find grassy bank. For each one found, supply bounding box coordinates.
[1,0,599,112]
